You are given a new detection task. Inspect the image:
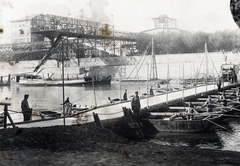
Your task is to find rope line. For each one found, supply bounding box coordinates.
[71,91,93,104]
[196,53,205,78]
[97,110,123,115]
[127,41,151,79]
[208,53,219,76]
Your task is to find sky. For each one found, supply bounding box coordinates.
[0,0,239,43]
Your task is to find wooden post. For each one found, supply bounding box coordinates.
[147,63,149,107]
[0,102,14,129]
[166,58,169,104]
[62,38,66,126]
[93,112,103,128]
[7,74,10,83]
[182,64,184,100]
[3,105,7,129]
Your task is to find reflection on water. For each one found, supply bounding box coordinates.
[217,119,240,152]
[151,131,223,150]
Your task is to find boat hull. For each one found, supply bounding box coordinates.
[148,115,222,133]
[120,78,171,84]
[39,111,61,120]
[14,75,111,86]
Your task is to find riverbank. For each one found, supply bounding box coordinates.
[1,123,240,165]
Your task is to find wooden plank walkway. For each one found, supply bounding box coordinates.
[1,83,238,128]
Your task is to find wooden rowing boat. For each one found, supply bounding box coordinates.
[39,111,61,120]
[147,113,224,133]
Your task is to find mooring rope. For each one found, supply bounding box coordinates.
[71,91,93,104]
[127,42,151,79]
[97,110,123,116]
[208,53,219,76]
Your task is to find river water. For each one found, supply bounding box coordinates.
[1,51,240,152]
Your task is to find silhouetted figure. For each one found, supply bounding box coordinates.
[216,75,222,92]
[150,86,154,96]
[21,94,32,121]
[131,91,141,121]
[123,90,128,101]
[63,97,72,115]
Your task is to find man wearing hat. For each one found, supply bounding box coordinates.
[123,89,128,101]
[131,91,141,121]
[150,86,154,96]
[21,94,32,121]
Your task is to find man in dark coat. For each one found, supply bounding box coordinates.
[150,86,154,96]
[21,94,32,121]
[216,75,222,93]
[63,97,72,115]
[131,91,141,121]
[123,90,128,101]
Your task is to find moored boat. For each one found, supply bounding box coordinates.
[147,113,224,133]
[39,111,62,120]
[11,74,111,86]
[121,78,171,85]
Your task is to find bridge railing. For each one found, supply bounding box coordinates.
[0,41,51,52]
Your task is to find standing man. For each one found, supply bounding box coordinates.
[131,91,141,121]
[63,97,72,115]
[123,89,128,101]
[216,75,222,93]
[150,86,154,96]
[21,94,32,122]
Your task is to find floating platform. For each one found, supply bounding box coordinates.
[1,83,239,128]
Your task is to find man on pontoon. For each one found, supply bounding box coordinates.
[131,91,141,121]
[216,75,222,93]
[150,86,154,96]
[21,94,32,122]
[123,89,128,101]
[63,97,72,115]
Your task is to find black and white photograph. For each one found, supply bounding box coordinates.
[1,0,240,165]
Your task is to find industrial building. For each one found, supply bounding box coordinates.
[10,15,45,43]
[141,15,185,35]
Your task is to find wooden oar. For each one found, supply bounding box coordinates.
[214,104,240,112]
[205,118,231,131]
[201,112,240,118]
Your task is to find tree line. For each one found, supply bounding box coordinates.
[135,30,240,55]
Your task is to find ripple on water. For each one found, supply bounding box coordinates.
[217,120,240,152]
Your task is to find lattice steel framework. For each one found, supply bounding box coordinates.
[0,41,51,52]
[0,14,140,58]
